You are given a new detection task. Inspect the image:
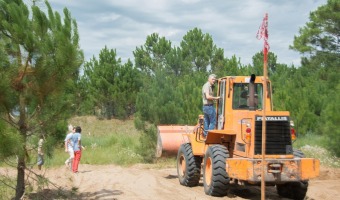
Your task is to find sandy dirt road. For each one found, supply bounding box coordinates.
[10,163,337,200]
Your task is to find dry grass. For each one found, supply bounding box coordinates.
[44,116,145,166]
[68,116,139,136]
[301,145,340,168]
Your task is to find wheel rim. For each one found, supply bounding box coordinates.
[179,154,186,177]
[205,157,212,185]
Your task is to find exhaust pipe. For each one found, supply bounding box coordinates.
[248,74,256,110]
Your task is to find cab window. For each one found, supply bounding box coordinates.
[232,83,263,110]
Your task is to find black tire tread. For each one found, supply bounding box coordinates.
[177,143,202,187]
[204,145,229,197]
[277,181,308,200]
[276,149,308,200]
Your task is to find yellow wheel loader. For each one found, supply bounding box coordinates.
[157,74,319,199]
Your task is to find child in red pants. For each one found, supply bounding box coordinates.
[70,126,82,173]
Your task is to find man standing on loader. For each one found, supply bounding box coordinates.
[202,74,220,136]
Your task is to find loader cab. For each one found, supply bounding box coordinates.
[232,83,263,110]
[216,75,272,131]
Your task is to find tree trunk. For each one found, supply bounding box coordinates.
[15,93,27,200]
[15,155,26,200]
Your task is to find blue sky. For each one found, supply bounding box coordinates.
[34,0,327,66]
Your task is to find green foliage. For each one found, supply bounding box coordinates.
[284,0,340,156]
[131,5,339,158]
[0,0,83,197]
[134,33,173,75]
[0,121,22,160]
[45,117,144,166]
[79,46,140,119]
[248,52,278,76]
[1,4,339,195]
[302,145,340,168]
[181,28,214,72]
[0,175,15,199]
[138,125,157,163]
[293,133,340,168]
[320,83,340,157]
[134,29,226,126]
[290,0,340,55]
[80,134,143,166]
[134,115,146,130]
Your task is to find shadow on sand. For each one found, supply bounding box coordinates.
[28,188,123,200]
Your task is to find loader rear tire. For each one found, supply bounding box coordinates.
[203,145,229,197]
[177,143,202,187]
[293,149,305,158]
[276,181,308,200]
[276,149,308,200]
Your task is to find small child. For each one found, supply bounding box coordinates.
[65,125,75,170]
[37,136,44,170]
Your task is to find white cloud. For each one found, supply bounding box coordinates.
[46,0,328,66]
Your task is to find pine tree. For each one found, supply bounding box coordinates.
[81,46,139,119]
[289,0,340,145]
[0,1,83,198]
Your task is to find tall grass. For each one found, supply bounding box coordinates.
[0,175,15,200]
[293,132,340,168]
[4,115,339,170]
[44,116,144,167]
[44,116,339,168]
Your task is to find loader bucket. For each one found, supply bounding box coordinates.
[156,125,195,157]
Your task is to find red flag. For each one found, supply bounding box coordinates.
[256,13,269,63]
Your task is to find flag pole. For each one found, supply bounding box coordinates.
[256,13,269,200]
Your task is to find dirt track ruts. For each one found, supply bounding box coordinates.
[14,164,338,200]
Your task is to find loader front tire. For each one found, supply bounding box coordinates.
[203,145,229,197]
[276,149,308,200]
[177,143,202,187]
